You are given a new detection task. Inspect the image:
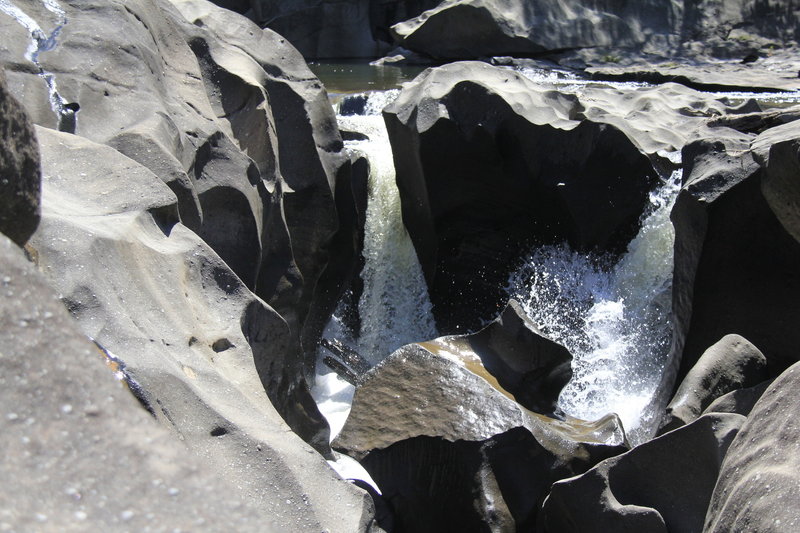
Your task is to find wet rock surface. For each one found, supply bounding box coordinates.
[334,337,626,530]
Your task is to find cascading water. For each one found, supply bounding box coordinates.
[0,0,77,132]
[508,164,682,445]
[312,89,438,440]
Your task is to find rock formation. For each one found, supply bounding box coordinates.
[0,0,379,531]
[3,0,800,531]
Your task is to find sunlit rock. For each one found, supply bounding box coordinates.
[659,334,768,434]
[333,339,626,529]
[669,116,800,389]
[704,362,800,532]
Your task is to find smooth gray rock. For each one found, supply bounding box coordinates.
[1,0,354,383]
[0,69,39,246]
[540,413,745,533]
[660,334,768,433]
[392,0,799,62]
[760,119,800,244]
[588,57,800,93]
[704,362,800,532]
[392,0,675,60]
[0,233,278,532]
[669,116,800,389]
[702,378,773,418]
[27,126,377,533]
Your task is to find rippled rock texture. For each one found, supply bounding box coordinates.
[383,60,742,332]
[0,0,378,531]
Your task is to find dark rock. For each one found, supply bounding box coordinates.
[707,105,800,134]
[0,69,40,247]
[384,61,660,332]
[391,0,675,60]
[702,378,773,418]
[334,341,626,530]
[0,233,279,531]
[704,362,800,532]
[464,299,573,414]
[28,127,376,532]
[540,413,745,533]
[659,334,768,434]
[669,119,800,389]
[211,0,440,59]
[391,0,799,64]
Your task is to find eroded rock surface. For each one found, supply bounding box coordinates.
[541,413,745,533]
[334,340,626,530]
[660,334,767,433]
[704,362,800,532]
[669,116,800,388]
[0,233,279,532]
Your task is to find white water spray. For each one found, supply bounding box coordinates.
[509,168,682,445]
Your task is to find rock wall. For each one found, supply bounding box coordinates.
[0,0,378,531]
[210,0,441,58]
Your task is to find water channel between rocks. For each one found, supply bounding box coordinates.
[309,64,799,460]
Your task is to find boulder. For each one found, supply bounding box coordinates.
[459,299,573,414]
[704,362,800,532]
[334,341,626,529]
[384,61,663,331]
[0,69,40,246]
[659,334,768,433]
[0,0,372,456]
[540,413,745,533]
[761,119,800,244]
[1,0,355,379]
[27,126,377,532]
[669,118,800,388]
[0,233,279,532]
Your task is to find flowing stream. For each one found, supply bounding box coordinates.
[508,164,681,445]
[312,89,438,442]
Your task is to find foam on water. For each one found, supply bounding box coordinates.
[313,90,437,444]
[508,167,682,445]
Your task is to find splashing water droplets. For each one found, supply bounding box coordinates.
[509,169,681,445]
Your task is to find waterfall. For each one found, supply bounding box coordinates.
[312,90,438,440]
[508,166,682,445]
